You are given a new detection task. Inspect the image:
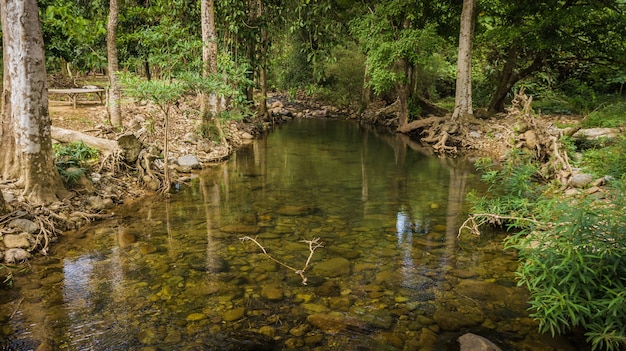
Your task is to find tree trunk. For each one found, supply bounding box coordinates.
[200,0,226,145]
[257,0,269,120]
[1,0,68,204]
[395,57,410,128]
[452,0,476,121]
[107,0,122,128]
[488,47,518,114]
[487,48,545,114]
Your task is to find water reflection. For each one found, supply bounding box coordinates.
[0,119,584,351]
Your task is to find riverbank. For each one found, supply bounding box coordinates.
[0,91,612,281]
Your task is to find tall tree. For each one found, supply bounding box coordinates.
[200,0,227,145]
[107,0,122,127]
[451,0,475,120]
[1,0,68,204]
[480,0,626,114]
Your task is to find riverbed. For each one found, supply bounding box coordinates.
[0,119,584,350]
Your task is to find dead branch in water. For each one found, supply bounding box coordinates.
[240,236,323,285]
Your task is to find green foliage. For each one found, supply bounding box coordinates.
[471,146,626,350]
[506,185,626,351]
[41,0,107,72]
[580,137,626,179]
[53,141,99,186]
[293,44,366,109]
[583,101,626,129]
[468,151,545,229]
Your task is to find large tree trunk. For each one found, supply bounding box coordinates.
[451,0,476,121]
[107,0,122,128]
[1,0,68,204]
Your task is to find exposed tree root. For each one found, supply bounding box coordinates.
[508,89,573,186]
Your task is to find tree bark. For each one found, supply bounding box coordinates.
[1,0,68,204]
[452,0,476,121]
[395,57,410,128]
[256,0,269,120]
[107,0,122,128]
[200,0,226,145]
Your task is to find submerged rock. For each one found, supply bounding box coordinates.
[458,333,502,351]
[276,205,318,216]
[312,257,351,277]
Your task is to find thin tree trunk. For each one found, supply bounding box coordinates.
[1,0,68,204]
[451,0,476,121]
[107,0,122,128]
[201,0,219,122]
[256,0,269,120]
[396,57,410,129]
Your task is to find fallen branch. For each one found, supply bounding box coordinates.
[458,213,545,237]
[240,236,323,285]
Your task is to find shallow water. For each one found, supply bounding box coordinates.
[1,119,585,350]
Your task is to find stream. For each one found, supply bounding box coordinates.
[1,119,585,350]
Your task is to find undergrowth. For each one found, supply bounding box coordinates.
[53,141,99,186]
[468,147,626,351]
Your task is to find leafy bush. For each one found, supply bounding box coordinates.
[580,137,626,179]
[470,150,626,350]
[506,185,626,351]
[467,151,546,230]
[53,141,99,185]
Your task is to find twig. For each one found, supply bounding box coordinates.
[458,213,544,237]
[240,236,323,285]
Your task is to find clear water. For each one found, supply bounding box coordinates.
[1,119,584,350]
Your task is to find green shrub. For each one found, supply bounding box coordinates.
[506,185,626,351]
[470,149,626,350]
[53,141,99,186]
[583,101,626,129]
[580,137,626,179]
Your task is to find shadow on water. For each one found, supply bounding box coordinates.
[1,119,588,350]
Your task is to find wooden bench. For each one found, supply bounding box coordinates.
[48,87,105,108]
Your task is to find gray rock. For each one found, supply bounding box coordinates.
[8,218,38,234]
[569,173,593,188]
[469,131,482,138]
[4,248,32,263]
[241,132,254,139]
[177,155,201,172]
[573,128,620,140]
[458,333,502,351]
[3,233,33,249]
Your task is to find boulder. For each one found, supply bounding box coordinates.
[458,333,502,351]
[177,155,201,172]
[569,173,593,188]
[3,233,33,249]
[8,218,39,234]
[4,248,32,263]
[573,128,621,140]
